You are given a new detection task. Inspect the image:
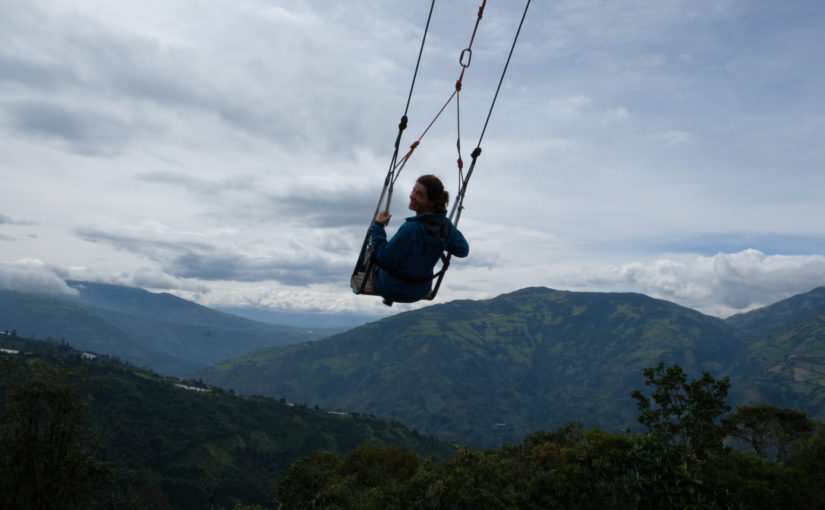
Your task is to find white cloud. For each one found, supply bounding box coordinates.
[0,259,78,295]
[2,0,824,320]
[193,284,372,315]
[0,214,35,226]
[0,0,406,159]
[573,250,825,316]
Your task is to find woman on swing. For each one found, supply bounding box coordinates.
[362,174,469,304]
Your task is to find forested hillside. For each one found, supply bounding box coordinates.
[726,287,825,419]
[726,286,825,338]
[3,286,825,508]
[201,287,754,445]
[0,333,454,509]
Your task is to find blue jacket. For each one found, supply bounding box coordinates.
[370,213,469,302]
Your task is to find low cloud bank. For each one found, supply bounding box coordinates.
[4,249,825,318]
[0,259,78,295]
[578,249,825,316]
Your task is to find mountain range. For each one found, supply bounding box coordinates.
[0,280,341,377]
[200,286,825,446]
[3,279,824,447]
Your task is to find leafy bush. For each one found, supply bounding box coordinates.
[275,363,824,510]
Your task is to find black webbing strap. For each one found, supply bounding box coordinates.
[375,253,449,286]
[352,0,436,293]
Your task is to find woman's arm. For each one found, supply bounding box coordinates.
[376,211,391,226]
[371,221,416,269]
[449,226,469,258]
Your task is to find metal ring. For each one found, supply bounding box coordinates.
[459,48,472,68]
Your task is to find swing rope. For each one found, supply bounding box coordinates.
[431,0,531,301]
[388,0,487,198]
[379,0,436,215]
[351,0,436,294]
[353,0,531,301]
[450,0,531,226]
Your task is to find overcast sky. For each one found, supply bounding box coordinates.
[2,0,824,320]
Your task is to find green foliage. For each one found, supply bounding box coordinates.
[274,445,421,510]
[0,362,112,510]
[626,434,727,510]
[231,504,269,510]
[705,450,799,510]
[273,450,338,509]
[783,425,825,508]
[0,336,454,510]
[276,419,825,510]
[725,404,814,461]
[100,469,175,509]
[336,444,419,507]
[274,364,824,510]
[516,425,636,509]
[632,362,730,457]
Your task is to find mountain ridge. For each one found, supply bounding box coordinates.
[724,287,825,415]
[725,285,825,337]
[201,287,757,445]
[0,281,340,377]
[5,280,824,447]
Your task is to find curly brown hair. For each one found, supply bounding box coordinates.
[416,174,449,214]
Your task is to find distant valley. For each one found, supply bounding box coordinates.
[0,280,342,377]
[215,305,378,330]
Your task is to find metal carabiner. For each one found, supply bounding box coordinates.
[459,48,472,68]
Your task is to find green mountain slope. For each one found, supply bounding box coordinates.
[720,287,825,420]
[0,334,455,510]
[65,280,332,334]
[725,286,825,338]
[0,281,338,377]
[729,312,825,420]
[0,291,198,374]
[201,287,751,446]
